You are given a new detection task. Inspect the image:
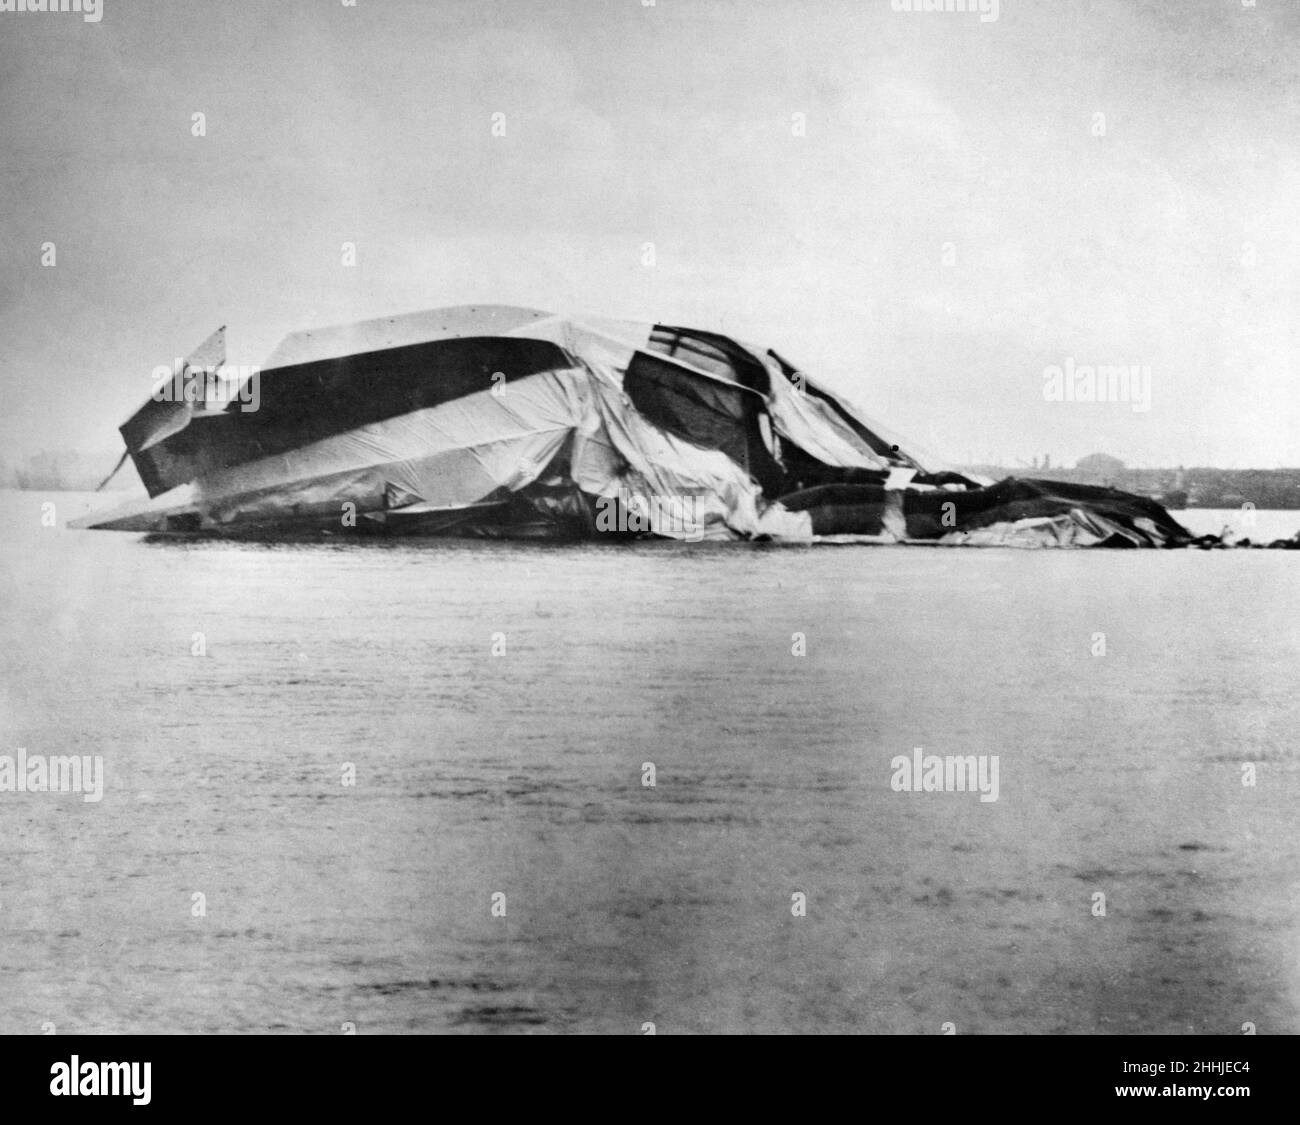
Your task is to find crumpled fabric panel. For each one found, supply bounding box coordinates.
[192,368,592,513]
[935,509,1142,548]
[761,354,889,470]
[580,376,771,540]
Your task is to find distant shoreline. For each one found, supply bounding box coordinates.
[6,482,1300,511]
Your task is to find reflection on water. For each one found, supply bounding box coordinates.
[0,492,1297,1033]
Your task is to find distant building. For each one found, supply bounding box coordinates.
[1075,453,1125,484]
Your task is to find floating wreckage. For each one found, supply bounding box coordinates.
[72,306,1266,547]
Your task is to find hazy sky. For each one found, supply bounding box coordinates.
[2,0,1297,468]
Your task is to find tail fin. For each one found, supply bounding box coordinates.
[118,327,225,497]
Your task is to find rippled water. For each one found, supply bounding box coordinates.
[1,491,1297,1034]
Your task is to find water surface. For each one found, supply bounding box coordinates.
[1,492,1296,1033]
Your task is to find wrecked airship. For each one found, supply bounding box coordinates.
[72,305,1200,546]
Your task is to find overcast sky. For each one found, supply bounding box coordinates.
[1,0,1297,469]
